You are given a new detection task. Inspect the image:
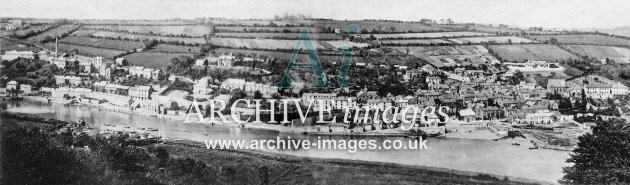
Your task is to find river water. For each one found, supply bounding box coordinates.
[5,101,570,183]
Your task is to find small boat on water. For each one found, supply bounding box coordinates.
[529,146,539,149]
[512,142,520,146]
[146,128,158,132]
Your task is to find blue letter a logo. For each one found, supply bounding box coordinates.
[275,28,333,89]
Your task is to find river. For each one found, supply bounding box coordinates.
[5,101,571,183]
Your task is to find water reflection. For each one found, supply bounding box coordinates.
[5,101,570,183]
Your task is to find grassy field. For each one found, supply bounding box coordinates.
[60,36,146,51]
[43,42,127,59]
[149,44,200,53]
[369,31,492,39]
[0,38,41,52]
[488,44,579,62]
[84,25,212,37]
[26,25,79,43]
[124,52,195,68]
[215,32,341,40]
[379,39,452,45]
[528,35,630,47]
[214,48,365,63]
[223,20,449,33]
[79,20,193,25]
[0,24,53,37]
[565,45,630,63]
[209,38,368,50]
[215,26,326,33]
[448,36,534,44]
[310,20,448,33]
[73,30,207,45]
[438,24,560,35]
[392,45,490,57]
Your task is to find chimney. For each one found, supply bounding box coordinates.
[55,36,58,58]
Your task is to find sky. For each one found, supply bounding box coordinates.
[1,0,629,29]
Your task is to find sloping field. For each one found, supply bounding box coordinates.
[0,38,41,52]
[27,25,80,43]
[370,32,492,39]
[209,38,321,50]
[380,39,452,45]
[215,32,341,40]
[0,25,53,37]
[215,26,326,33]
[209,38,368,50]
[437,24,559,35]
[393,45,490,56]
[528,35,630,47]
[60,36,146,51]
[214,48,365,63]
[565,45,630,63]
[84,25,212,37]
[448,36,533,44]
[124,52,195,68]
[149,44,200,53]
[488,44,579,62]
[232,20,448,33]
[79,20,192,25]
[73,30,206,45]
[322,41,369,49]
[43,43,126,59]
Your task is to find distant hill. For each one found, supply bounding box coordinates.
[598,26,630,37]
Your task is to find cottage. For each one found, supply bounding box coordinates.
[458,108,476,122]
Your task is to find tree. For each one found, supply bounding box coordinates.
[254,91,263,99]
[510,70,525,85]
[560,118,630,184]
[169,102,179,110]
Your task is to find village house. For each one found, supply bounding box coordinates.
[115,58,126,66]
[566,75,629,99]
[524,110,557,124]
[504,61,565,73]
[20,85,32,94]
[458,108,476,122]
[193,77,214,97]
[1,50,35,61]
[4,20,24,30]
[302,93,337,110]
[6,80,18,91]
[220,78,246,90]
[547,79,568,95]
[218,54,236,67]
[129,86,153,100]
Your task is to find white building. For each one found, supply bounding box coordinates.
[49,58,67,69]
[220,78,246,90]
[504,61,565,73]
[218,54,235,67]
[6,81,18,91]
[193,77,214,96]
[115,58,126,66]
[525,110,556,124]
[302,93,337,111]
[1,50,35,61]
[20,85,32,94]
[129,86,153,100]
[92,57,103,67]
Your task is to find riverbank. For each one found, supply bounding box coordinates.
[3,101,572,183]
[158,139,551,185]
[0,111,550,185]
